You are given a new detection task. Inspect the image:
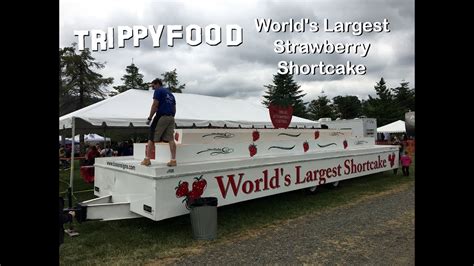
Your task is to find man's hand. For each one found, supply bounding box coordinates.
[146,117,152,125]
[69,211,76,218]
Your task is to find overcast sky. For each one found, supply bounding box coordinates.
[60,0,414,106]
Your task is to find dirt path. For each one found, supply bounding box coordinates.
[155,182,414,265]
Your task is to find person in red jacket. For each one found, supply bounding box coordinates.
[84,145,100,166]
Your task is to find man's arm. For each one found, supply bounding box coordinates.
[148,99,159,119]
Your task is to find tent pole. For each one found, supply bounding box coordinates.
[68,116,75,208]
[103,126,107,149]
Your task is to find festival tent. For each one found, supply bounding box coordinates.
[376,120,406,133]
[59,139,79,144]
[58,136,77,144]
[72,133,111,143]
[59,89,320,133]
[58,89,320,199]
[59,136,71,141]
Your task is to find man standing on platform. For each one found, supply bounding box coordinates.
[141,78,177,167]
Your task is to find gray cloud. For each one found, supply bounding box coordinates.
[60,0,414,104]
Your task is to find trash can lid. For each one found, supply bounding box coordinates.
[190,197,218,207]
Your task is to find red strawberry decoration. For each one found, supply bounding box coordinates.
[252,130,260,141]
[186,190,201,207]
[192,175,207,197]
[174,132,179,141]
[175,181,189,198]
[175,176,209,209]
[249,144,257,157]
[188,189,201,201]
[388,153,395,167]
[314,131,320,140]
[269,104,293,128]
[303,141,309,152]
[343,140,348,149]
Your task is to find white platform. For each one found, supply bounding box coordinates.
[135,128,373,164]
[86,128,398,221]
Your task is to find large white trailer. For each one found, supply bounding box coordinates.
[78,127,398,221]
[319,118,377,138]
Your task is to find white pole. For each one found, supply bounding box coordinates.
[68,117,76,208]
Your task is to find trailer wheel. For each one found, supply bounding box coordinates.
[328,181,340,189]
[306,186,318,195]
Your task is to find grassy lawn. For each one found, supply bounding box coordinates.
[60,157,415,265]
[59,160,95,204]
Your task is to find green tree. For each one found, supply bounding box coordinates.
[262,73,307,118]
[332,95,362,119]
[392,81,415,116]
[113,63,148,93]
[161,69,185,93]
[307,96,334,120]
[374,77,392,102]
[60,43,114,110]
[362,78,399,126]
[59,49,71,113]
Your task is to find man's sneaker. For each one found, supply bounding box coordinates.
[140,158,151,166]
[167,159,177,167]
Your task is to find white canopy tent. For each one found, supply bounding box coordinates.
[377,120,406,133]
[73,133,111,143]
[59,89,320,130]
[58,136,78,144]
[59,89,320,199]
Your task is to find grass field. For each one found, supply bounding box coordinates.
[59,157,415,265]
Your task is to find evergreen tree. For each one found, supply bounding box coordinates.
[332,95,362,119]
[374,77,392,102]
[262,73,307,118]
[113,63,148,93]
[392,81,415,115]
[60,43,113,110]
[307,96,334,120]
[161,69,185,93]
[362,78,399,126]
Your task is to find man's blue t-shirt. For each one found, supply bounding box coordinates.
[153,86,176,116]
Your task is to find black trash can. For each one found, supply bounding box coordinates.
[189,197,218,240]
